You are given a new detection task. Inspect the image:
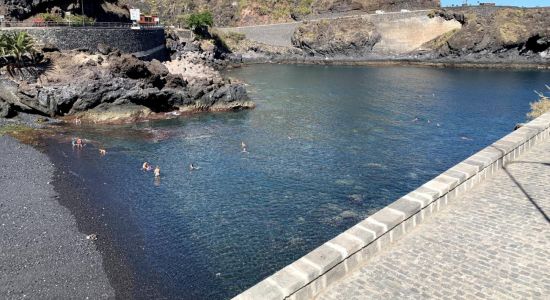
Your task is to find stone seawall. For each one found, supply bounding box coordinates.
[234,111,550,300]
[0,27,166,59]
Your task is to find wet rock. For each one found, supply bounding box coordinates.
[0,101,16,118]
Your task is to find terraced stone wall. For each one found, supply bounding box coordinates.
[0,27,166,59]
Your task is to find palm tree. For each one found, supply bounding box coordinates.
[0,32,37,78]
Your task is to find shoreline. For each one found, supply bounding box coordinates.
[230,57,550,70]
[41,135,137,299]
[0,135,116,299]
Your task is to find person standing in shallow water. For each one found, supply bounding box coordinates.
[154,166,161,178]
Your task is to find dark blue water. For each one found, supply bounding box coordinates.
[45,65,548,299]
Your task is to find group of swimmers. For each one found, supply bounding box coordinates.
[142,141,250,180]
[142,162,161,177]
[72,137,108,156]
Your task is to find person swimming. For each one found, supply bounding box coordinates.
[189,163,200,171]
[154,166,161,177]
[142,162,153,171]
[241,141,247,149]
[99,149,107,156]
[76,138,83,148]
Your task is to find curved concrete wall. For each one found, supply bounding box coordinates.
[1,27,166,58]
[234,111,550,300]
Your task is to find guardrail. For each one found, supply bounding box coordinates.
[0,21,163,29]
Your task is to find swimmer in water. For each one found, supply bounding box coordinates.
[99,149,107,156]
[189,163,200,171]
[142,162,150,171]
[241,141,247,149]
[154,166,161,178]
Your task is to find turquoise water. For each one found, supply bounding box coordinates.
[46,65,548,299]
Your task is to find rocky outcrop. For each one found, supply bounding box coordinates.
[121,0,439,27]
[0,48,252,123]
[312,0,440,15]
[0,0,129,21]
[421,8,550,61]
[291,18,380,57]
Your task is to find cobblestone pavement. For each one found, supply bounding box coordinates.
[318,140,550,300]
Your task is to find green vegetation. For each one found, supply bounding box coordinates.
[210,30,246,52]
[36,12,64,22]
[65,14,96,25]
[291,0,314,17]
[528,85,550,120]
[35,13,95,25]
[0,32,38,77]
[185,11,214,38]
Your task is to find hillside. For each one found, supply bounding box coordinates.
[0,0,129,21]
[120,0,440,26]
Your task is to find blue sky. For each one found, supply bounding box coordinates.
[441,0,549,7]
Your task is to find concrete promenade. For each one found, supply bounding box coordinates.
[318,139,550,299]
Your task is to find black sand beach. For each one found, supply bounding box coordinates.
[0,136,114,299]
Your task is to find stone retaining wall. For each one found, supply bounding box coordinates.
[0,27,166,58]
[234,111,550,300]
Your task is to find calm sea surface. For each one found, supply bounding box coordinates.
[45,65,549,299]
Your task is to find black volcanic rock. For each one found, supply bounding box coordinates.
[1,0,128,21]
[292,18,380,57]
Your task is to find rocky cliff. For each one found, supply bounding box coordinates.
[0,0,128,21]
[225,6,549,65]
[420,7,550,61]
[121,0,439,26]
[292,18,380,57]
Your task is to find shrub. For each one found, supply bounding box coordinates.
[185,11,214,38]
[527,85,550,120]
[36,13,64,23]
[65,14,96,25]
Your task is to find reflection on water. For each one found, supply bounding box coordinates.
[45,64,548,299]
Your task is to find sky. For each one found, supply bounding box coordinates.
[441,0,550,7]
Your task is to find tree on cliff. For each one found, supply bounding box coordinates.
[185,11,213,38]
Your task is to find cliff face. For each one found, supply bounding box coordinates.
[292,18,381,57]
[0,0,128,21]
[120,0,440,26]
[422,7,550,60]
[312,0,440,14]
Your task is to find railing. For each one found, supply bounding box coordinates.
[0,21,163,29]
